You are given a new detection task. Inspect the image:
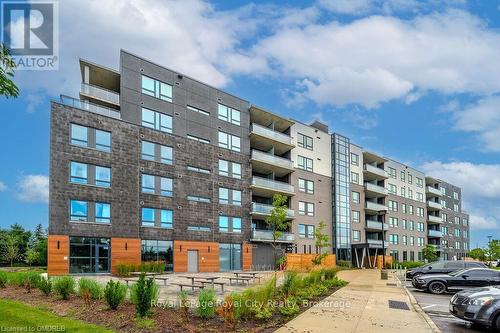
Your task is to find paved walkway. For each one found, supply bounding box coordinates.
[276,269,437,333]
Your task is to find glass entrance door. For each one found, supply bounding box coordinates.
[70,237,110,273]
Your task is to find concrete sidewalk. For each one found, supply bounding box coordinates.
[275,269,438,333]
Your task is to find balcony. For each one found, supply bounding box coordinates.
[365,220,389,231]
[250,123,294,154]
[365,201,388,214]
[363,164,388,181]
[426,186,442,197]
[81,83,120,106]
[251,176,295,197]
[428,229,444,238]
[59,95,120,119]
[427,215,443,224]
[250,150,294,177]
[251,202,295,219]
[427,201,442,211]
[251,229,295,243]
[364,182,388,197]
[366,239,388,248]
[430,244,442,251]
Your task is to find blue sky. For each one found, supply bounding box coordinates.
[0,0,499,247]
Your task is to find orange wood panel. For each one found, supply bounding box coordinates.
[173,240,219,273]
[242,242,253,271]
[286,254,336,271]
[111,238,141,273]
[47,235,69,276]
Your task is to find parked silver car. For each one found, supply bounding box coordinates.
[449,285,500,330]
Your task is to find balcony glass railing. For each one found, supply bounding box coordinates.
[250,123,294,146]
[251,150,293,170]
[427,201,442,210]
[251,202,295,218]
[426,186,442,196]
[60,95,121,119]
[364,182,388,195]
[427,215,443,224]
[365,201,388,212]
[252,176,294,194]
[428,229,443,237]
[363,164,388,178]
[366,220,388,230]
[251,229,295,242]
[81,83,120,105]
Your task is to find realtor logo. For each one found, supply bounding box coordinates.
[1,0,59,70]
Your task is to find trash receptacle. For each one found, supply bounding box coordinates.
[381,269,388,280]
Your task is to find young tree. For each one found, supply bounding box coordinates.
[469,248,486,261]
[312,221,331,265]
[25,248,40,266]
[265,194,290,276]
[422,244,438,262]
[485,239,500,265]
[0,43,19,98]
[1,235,21,267]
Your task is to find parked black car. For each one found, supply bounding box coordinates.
[406,260,486,279]
[413,268,500,294]
[450,285,500,330]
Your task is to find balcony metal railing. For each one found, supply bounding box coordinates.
[251,150,294,170]
[250,123,294,146]
[426,186,442,197]
[428,229,444,237]
[81,83,120,105]
[364,182,388,196]
[363,164,388,178]
[365,201,388,212]
[251,202,295,218]
[430,244,442,251]
[427,201,442,210]
[366,220,389,231]
[251,229,295,242]
[59,95,121,119]
[367,239,384,245]
[427,215,443,224]
[251,176,294,194]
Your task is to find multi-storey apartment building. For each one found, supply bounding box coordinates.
[47,51,469,275]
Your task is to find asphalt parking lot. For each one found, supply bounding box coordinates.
[403,280,491,332]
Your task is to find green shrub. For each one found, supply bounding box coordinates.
[279,298,300,318]
[178,290,189,319]
[78,278,103,300]
[139,261,165,273]
[281,271,298,298]
[38,277,52,296]
[131,273,159,318]
[322,277,348,289]
[393,261,425,269]
[116,264,136,277]
[53,276,76,300]
[0,272,7,288]
[104,280,127,310]
[253,305,273,320]
[197,288,216,318]
[336,260,351,268]
[231,289,254,320]
[321,267,338,280]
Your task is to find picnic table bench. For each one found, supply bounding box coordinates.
[197,280,226,291]
[124,275,169,286]
[233,272,262,284]
[226,276,251,286]
[171,282,206,292]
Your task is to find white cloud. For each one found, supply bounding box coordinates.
[450,96,500,152]
[467,212,499,231]
[318,0,372,14]
[16,175,49,203]
[0,181,7,192]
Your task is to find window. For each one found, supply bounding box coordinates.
[299,201,314,216]
[218,131,240,152]
[409,205,414,215]
[297,133,313,150]
[417,222,425,232]
[388,183,397,194]
[141,174,155,194]
[353,230,361,241]
[70,124,111,152]
[453,191,459,200]
[440,186,446,196]
[352,191,360,204]
[388,200,398,212]
[188,226,211,231]
[70,162,87,184]
[219,243,242,271]
[402,235,407,245]
[160,209,173,228]
[219,216,242,233]
[454,228,461,237]
[218,104,240,125]
[408,174,413,184]
[219,159,229,176]
[351,172,359,184]
[141,240,173,271]
[462,218,468,226]
[400,171,405,182]
[410,236,414,246]
[187,166,210,174]
[454,203,459,212]
[388,167,396,178]
[141,108,172,133]
[187,105,209,116]
[416,177,423,188]
[187,195,211,203]
[351,153,359,166]
[95,166,111,187]
[389,234,399,245]
[298,178,314,194]
[442,213,448,222]
[219,188,242,206]
[141,207,173,228]
[408,189,413,200]
[418,237,425,247]
[217,159,241,179]
[187,134,210,144]
[141,208,155,227]
[402,219,407,229]
[70,200,88,221]
[141,75,172,102]
[402,203,407,214]
[299,224,315,238]
[389,217,398,228]
[160,177,173,196]
[454,217,460,225]
[441,199,447,208]
[297,155,313,172]
[409,220,415,230]
[416,192,424,202]
[417,207,424,217]
[141,174,173,197]
[401,187,406,197]
[95,202,111,223]
[141,141,173,165]
[352,210,360,223]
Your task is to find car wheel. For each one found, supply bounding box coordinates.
[494,313,500,331]
[428,281,446,294]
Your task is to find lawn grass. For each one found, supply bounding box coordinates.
[0,298,114,332]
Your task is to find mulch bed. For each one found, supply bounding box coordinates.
[0,286,341,332]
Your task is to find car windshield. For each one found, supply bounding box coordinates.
[448,269,468,276]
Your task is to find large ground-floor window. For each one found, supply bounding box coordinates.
[220,243,242,271]
[69,237,110,273]
[141,240,173,271]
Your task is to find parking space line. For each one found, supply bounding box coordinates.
[421,304,436,309]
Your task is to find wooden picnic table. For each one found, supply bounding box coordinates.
[128,272,169,286]
[226,276,251,286]
[233,271,261,283]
